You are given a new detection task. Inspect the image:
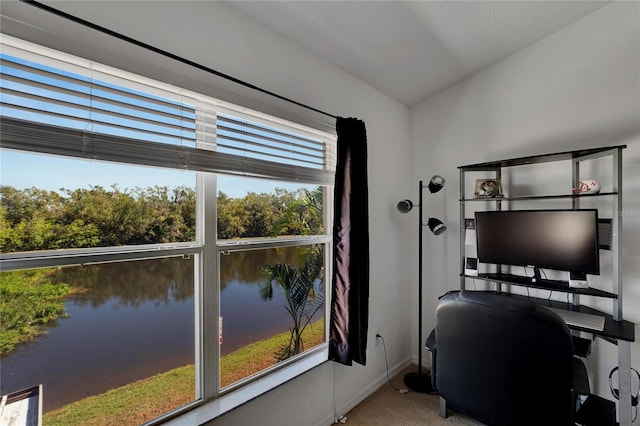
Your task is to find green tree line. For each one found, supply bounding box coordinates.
[0,185,323,253]
[0,184,323,355]
[217,187,323,239]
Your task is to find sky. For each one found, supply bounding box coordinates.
[0,150,311,199]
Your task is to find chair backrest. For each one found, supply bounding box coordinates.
[435,291,574,426]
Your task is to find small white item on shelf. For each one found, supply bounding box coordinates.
[465,257,478,276]
[572,179,601,194]
[569,271,589,288]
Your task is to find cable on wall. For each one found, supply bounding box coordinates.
[19,0,338,120]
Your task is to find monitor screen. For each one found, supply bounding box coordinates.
[475,209,600,275]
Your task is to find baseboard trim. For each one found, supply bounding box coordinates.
[316,356,413,426]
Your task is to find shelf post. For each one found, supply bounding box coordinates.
[460,168,466,290]
[571,157,581,308]
[612,148,623,322]
[618,340,632,426]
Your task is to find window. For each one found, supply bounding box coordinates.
[0,35,335,425]
[217,177,327,389]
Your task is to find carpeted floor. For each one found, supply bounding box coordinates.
[342,366,485,425]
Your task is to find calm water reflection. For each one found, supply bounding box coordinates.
[0,246,317,412]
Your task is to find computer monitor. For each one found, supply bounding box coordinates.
[474,209,600,276]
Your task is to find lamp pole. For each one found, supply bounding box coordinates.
[398,176,445,393]
[418,179,424,377]
[403,180,434,393]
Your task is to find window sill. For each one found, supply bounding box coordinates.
[164,346,328,425]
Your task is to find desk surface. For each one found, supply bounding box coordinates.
[472,291,635,342]
[467,273,618,299]
[544,307,605,331]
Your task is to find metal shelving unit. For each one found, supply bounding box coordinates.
[458,145,635,425]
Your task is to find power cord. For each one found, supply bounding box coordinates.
[377,333,409,393]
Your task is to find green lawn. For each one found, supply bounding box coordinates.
[43,320,324,426]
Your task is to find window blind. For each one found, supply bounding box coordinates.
[0,35,336,185]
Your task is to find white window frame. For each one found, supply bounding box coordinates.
[0,34,335,424]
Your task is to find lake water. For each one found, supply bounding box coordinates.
[0,247,321,412]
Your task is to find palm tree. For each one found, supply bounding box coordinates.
[259,253,324,360]
[258,187,324,360]
[271,187,323,237]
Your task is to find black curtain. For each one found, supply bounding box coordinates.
[328,117,370,366]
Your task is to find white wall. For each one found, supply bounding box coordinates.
[0,1,414,425]
[411,0,640,417]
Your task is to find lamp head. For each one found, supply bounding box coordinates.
[397,199,414,213]
[428,217,447,235]
[428,175,446,193]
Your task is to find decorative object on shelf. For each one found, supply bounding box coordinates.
[396,175,446,393]
[473,178,503,198]
[464,218,476,246]
[573,179,601,195]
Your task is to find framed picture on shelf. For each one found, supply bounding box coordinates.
[474,179,503,198]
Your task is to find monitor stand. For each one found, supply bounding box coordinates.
[530,267,543,283]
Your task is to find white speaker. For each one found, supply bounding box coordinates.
[465,257,478,276]
[569,271,588,288]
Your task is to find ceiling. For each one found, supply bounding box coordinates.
[226,1,611,106]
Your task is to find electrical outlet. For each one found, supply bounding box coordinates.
[375,331,382,347]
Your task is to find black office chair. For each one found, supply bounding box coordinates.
[426,291,590,426]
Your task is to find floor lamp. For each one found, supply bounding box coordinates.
[397,176,446,393]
